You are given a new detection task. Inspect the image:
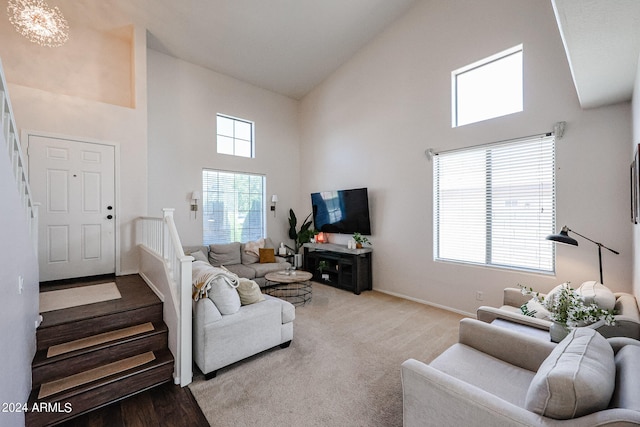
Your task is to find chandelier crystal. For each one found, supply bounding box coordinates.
[7,0,69,47]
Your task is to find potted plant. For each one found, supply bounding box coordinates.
[287,209,316,253]
[520,283,615,342]
[352,232,370,249]
[318,260,330,281]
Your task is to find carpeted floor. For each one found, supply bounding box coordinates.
[189,283,465,427]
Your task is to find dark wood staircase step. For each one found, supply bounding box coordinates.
[37,303,163,350]
[26,349,174,427]
[33,322,169,387]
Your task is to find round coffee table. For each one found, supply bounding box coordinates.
[264,271,313,307]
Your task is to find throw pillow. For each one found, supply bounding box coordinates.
[188,250,209,263]
[207,276,241,315]
[576,281,616,311]
[259,248,276,263]
[524,328,615,419]
[236,279,265,305]
[520,298,551,320]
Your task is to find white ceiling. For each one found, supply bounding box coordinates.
[553,0,640,109]
[56,0,418,100]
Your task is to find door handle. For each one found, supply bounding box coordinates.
[107,215,113,220]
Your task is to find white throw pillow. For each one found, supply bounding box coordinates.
[521,298,551,320]
[525,328,615,419]
[208,277,241,315]
[576,281,616,311]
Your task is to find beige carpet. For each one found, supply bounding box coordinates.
[189,283,464,427]
[39,351,156,399]
[47,322,155,358]
[39,282,121,313]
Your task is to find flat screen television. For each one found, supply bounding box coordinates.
[311,187,371,235]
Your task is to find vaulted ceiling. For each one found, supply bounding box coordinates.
[55,0,418,100]
[553,0,640,108]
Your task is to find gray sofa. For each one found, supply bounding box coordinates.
[402,318,640,426]
[193,288,295,379]
[184,238,290,287]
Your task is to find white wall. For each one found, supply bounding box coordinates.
[5,27,148,275]
[0,133,39,426]
[300,0,633,315]
[147,49,301,248]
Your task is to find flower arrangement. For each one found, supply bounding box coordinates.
[520,283,615,328]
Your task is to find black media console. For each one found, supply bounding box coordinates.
[303,243,372,295]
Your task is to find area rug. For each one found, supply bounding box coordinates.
[188,283,464,427]
[47,322,155,358]
[39,282,121,313]
[38,351,156,398]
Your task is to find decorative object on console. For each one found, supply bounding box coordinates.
[7,0,69,47]
[316,232,328,243]
[352,232,370,249]
[546,225,619,284]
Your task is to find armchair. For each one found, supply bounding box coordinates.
[401,318,640,426]
[477,287,640,339]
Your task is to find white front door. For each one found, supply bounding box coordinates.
[29,135,116,282]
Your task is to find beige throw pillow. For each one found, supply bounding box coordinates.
[236,279,265,305]
[576,281,616,311]
[525,327,615,419]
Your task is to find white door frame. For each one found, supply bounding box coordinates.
[23,129,122,276]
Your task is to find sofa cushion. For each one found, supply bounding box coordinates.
[208,276,241,315]
[525,327,615,419]
[251,261,287,277]
[189,250,209,263]
[236,279,265,305]
[576,281,616,311]
[609,344,640,411]
[209,242,241,266]
[259,248,276,263]
[224,263,256,279]
[242,238,264,264]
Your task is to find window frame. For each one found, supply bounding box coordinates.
[433,134,556,274]
[216,113,255,158]
[202,169,266,245]
[452,44,524,127]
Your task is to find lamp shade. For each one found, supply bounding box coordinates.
[271,194,278,203]
[191,191,201,201]
[546,226,578,246]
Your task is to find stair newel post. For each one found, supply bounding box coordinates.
[178,253,193,386]
[162,208,174,263]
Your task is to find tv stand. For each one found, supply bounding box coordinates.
[303,243,372,295]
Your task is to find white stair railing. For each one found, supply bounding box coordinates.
[137,209,192,386]
[0,57,38,251]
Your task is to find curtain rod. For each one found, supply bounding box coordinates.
[425,121,565,161]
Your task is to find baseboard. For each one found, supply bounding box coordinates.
[139,271,165,303]
[374,288,475,318]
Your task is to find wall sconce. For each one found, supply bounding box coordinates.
[190,191,201,219]
[271,195,278,217]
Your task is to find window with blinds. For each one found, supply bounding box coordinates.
[433,134,555,273]
[202,169,265,244]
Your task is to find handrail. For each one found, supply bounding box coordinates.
[137,209,192,386]
[0,57,38,251]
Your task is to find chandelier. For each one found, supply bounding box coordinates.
[7,0,69,47]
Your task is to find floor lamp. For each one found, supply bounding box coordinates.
[546,226,619,284]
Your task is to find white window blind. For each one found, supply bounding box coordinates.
[202,169,265,244]
[433,134,555,273]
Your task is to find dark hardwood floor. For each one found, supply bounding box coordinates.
[56,381,208,427]
[39,275,209,427]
